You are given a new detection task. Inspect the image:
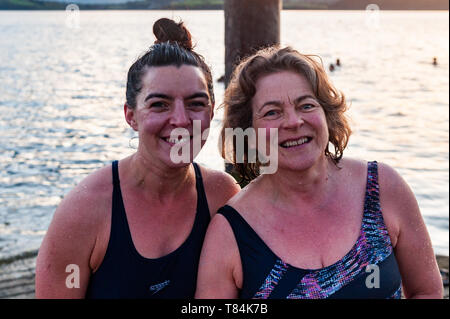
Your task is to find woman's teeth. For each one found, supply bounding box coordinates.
[281,137,309,148]
[164,137,190,144]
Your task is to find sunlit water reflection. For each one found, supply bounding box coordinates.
[0,10,448,259]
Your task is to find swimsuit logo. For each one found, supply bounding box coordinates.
[149,280,170,295]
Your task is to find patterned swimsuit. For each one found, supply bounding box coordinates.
[218,161,402,299]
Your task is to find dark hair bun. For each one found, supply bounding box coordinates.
[153,18,193,50]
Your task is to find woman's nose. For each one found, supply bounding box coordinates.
[282,108,304,130]
[170,101,190,127]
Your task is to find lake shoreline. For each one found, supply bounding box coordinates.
[0,0,448,11]
[1,8,449,11]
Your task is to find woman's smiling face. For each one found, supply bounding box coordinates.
[126,64,213,167]
[251,71,329,172]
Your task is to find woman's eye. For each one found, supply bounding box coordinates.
[263,110,279,117]
[150,101,167,108]
[189,101,207,108]
[301,103,316,111]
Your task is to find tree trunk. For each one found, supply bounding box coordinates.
[224,0,281,87]
[224,0,281,177]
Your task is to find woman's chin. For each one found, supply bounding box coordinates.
[164,157,193,168]
[277,157,318,173]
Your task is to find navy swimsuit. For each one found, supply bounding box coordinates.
[86,161,210,298]
[218,161,402,299]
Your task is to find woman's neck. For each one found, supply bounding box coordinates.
[122,152,194,203]
[257,156,338,212]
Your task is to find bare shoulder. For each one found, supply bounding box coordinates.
[337,158,384,190]
[207,211,236,238]
[56,164,113,225]
[196,165,241,217]
[198,165,241,193]
[337,158,405,190]
[338,157,367,175]
[336,158,410,247]
[196,209,243,296]
[377,161,416,207]
[41,163,114,254]
[377,161,419,244]
[376,163,442,298]
[377,161,409,192]
[40,163,114,259]
[35,164,114,297]
[203,212,239,257]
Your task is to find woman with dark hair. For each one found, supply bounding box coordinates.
[195,46,443,299]
[35,18,240,299]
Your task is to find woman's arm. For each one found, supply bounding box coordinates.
[195,214,242,299]
[200,167,241,217]
[35,170,110,298]
[379,162,443,299]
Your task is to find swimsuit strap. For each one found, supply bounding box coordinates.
[361,161,394,258]
[192,162,208,208]
[112,160,120,187]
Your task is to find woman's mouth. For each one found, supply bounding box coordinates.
[162,136,192,145]
[280,136,312,148]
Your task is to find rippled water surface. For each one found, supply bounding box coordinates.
[0,10,448,259]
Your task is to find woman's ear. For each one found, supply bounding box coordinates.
[124,103,138,131]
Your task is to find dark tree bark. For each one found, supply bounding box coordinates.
[224,0,281,176]
[224,0,281,87]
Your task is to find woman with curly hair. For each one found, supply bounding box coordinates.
[196,46,442,299]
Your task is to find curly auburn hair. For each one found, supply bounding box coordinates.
[220,45,352,183]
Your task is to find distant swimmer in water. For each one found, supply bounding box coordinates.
[433,57,438,66]
[329,63,335,72]
[336,58,341,67]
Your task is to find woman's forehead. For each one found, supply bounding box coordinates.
[253,71,314,102]
[141,65,208,95]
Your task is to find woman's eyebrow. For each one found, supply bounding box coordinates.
[258,100,282,113]
[144,92,209,102]
[293,94,317,104]
[144,93,172,102]
[185,92,209,100]
[258,94,317,113]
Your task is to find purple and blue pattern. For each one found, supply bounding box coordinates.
[252,161,402,299]
[253,259,289,299]
[389,286,402,299]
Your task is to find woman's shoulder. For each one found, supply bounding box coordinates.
[339,157,399,176]
[338,157,408,193]
[375,161,416,207]
[37,162,116,281]
[55,162,114,224]
[68,163,113,201]
[222,179,263,223]
[337,157,367,172]
[195,164,241,216]
[359,159,416,243]
[196,164,237,184]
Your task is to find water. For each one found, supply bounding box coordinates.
[0,10,448,260]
